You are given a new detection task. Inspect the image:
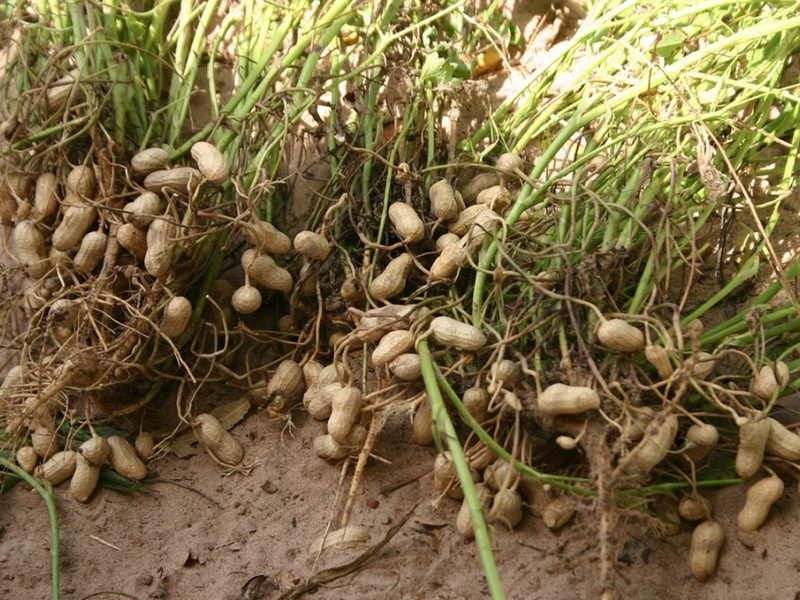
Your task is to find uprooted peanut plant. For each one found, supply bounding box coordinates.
[3,1,800,598]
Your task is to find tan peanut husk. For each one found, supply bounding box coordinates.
[328,386,362,444]
[293,230,330,260]
[117,222,148,259]
[191,141,229,184]
[144,167,202,196]
[231,284,262,314]
[71,453,101,502]
[537,384,600,415]
[411,394,434,445]
[735,416,769,479]
[160,296,192,338]
[107,436,148,480]
[428,316,486,351]
[35,450,77,485]
[597,318,645,352]
[626,413,679,475]
[144,214,177,277]
[457,483,493,539]
[16,446,39,474]
[688,520,724,582]
[369,253,414,301]
[736,474,784,533]
[388,202,425,242]
[429,179,459,221]
[131,148,170,176]
[193,413,244,466]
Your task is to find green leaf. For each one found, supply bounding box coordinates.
[420,52,456,85]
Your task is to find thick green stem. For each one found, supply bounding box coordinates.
[417,340,506,600]
[0,458,60,600]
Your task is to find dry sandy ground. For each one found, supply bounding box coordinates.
[3,401,800,600]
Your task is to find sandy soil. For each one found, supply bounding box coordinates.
[3,401,800,600]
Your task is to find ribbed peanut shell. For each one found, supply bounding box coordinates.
[144,167,202,196]
[131,148,170,176]
[241,220,291,254]
[242,249,293,292]
[456,484,493,539]
[737,475,784,533]
[688,520,724,582]
[117,223,148,259]
[191,141,229,184]
[388,353,422,380]
[65,165,96,199]
[193,413,244,466]
[231,284,262,314]
[160,296,192,338]
[411,394,434,445]
[537,384,600,415]
[73,230,107,275]
[627,414,679,475]
[16,446,39,474]
[687,352,716,380]
[645,344,673,380]
[435,232,460,251]
[683,422,719,462]
[370,254,414,301]
[752,365,778,400]
[302,361,324,389]
[428,316,486,351]
[265,360,305,406]
[448,204,488,236]
[32,172,59,222]
[430,241,467,280]
[144,215,177,277]
[71,453,101,502]
[461,172,500,205]
[597,318,644,352]
[46,68,82,110]
[372,329,415,367]
[79,436,110,466]
[293,230,330,260]
[313,433,349,460]
[433,452,456,492]
[679,494,713,521]
[328,386,362,444]
[388,202,425,242]
[765,417,800,460]
[463,385,490,422]
[35,450,77,485]
[135,432,156,460]
[497,152,523,174]
[11,220,48,278]
[106,435,148,480]
[490,488,523,528]
[429,179,459,221]
[542,496,575,530]
[475,185,511,211]
[31,422,59,459]
[124,192,161,228]
[304,383,341,420]
[52,203,97,252]
[735,417,769,478]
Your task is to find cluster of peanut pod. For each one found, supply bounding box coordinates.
[231,150,800,584]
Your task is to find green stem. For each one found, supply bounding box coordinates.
[418,340,506,600]
[0,458,60,600]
